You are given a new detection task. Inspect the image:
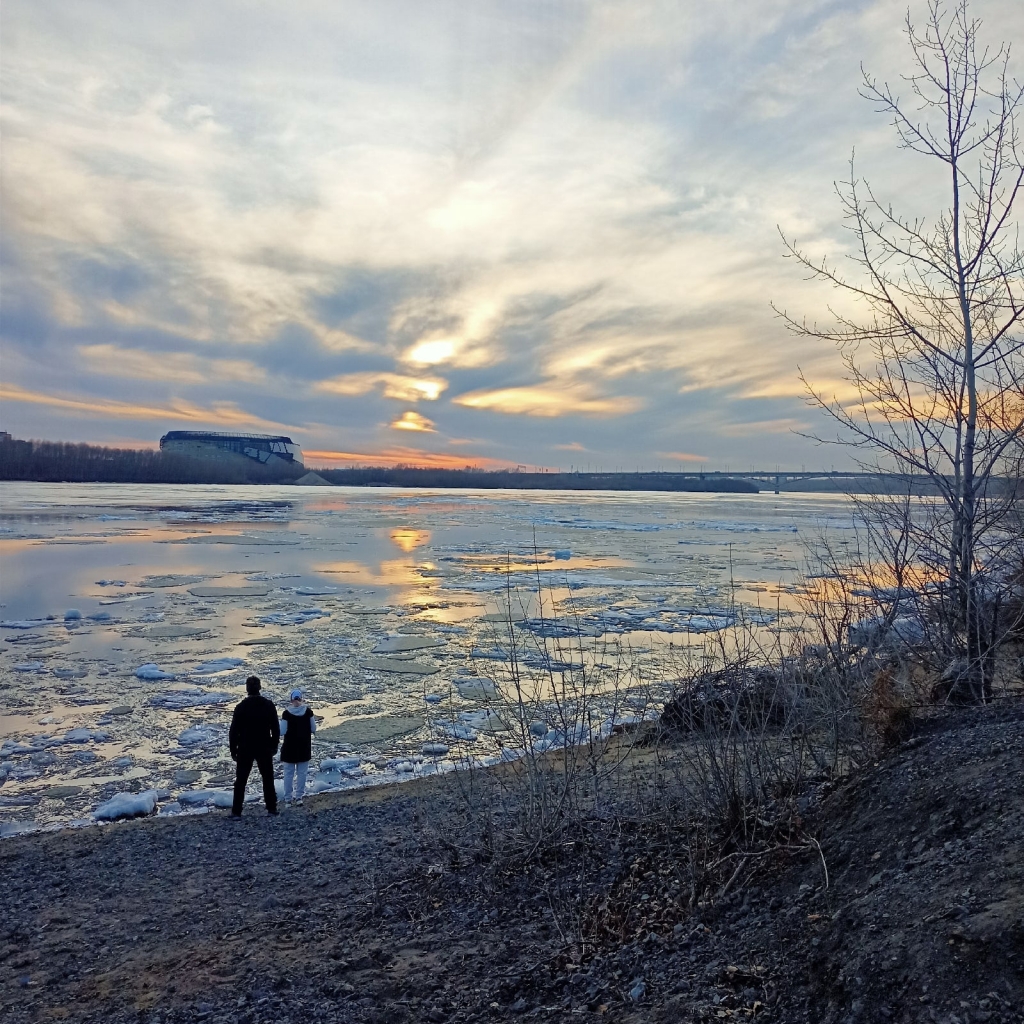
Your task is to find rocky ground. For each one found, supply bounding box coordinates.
[2,701,1023,1024]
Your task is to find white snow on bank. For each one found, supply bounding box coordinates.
[93,790,160,820]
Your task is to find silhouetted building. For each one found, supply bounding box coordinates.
[159,431,303,468]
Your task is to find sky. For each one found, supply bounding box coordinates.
[2,0,1022,471]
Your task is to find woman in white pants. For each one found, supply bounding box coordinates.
[280,688,316,805]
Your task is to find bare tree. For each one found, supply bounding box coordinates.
[777,0,1024,702]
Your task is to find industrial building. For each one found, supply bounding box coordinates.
[159,431,303,468]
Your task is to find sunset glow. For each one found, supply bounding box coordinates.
[1,0,1020,469]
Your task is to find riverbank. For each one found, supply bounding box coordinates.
[3,701,1022,1024]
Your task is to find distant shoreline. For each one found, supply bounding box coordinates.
[315,467,760,493]
[4,436,1017,494]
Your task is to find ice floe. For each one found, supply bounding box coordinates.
[191,657,245,675]
[319,757,361,773]
[0,821,40,838]
[432,720,479,741]
[177,724,226,746]
[455,676,498,700]
[177,789,233,808]
[371,635,445,653]
[93,790,160,821]
[359,657,438,675]
[141,624,210,639]
[56,728,110,744]
[187,584,272,598]
[149,687,234,709]
[141,574,204,587]
[98,592,154,605]
[259,608,329,625]
[135,663,176,680]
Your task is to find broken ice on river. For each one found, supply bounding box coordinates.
[0,481,858,830]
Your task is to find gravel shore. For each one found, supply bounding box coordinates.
[2,704,1023,1023]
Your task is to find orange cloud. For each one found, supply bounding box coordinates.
[657,451,708,463]
[0,383,299,433]
[390,410,435,432]
[304,447,514,470]
[453,383,643,418]
[314,372,447,402]
[78,344,266,385]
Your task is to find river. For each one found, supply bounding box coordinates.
[0,482,858,832]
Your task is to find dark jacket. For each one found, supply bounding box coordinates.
[280,707,315,763]
[229,695,280,759]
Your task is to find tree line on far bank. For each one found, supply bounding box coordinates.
[0,436,306,485]
[0,436,761,491]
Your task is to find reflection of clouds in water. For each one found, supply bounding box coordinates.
[390,528,431,553]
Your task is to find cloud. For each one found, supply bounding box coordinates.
[719,417,807,438]
[453,382,644,418]
[303,447,512,470]
[314,372,448,402]
[390,410,435,432]
[657,451,709,463]
[0,383,298,433]
[3,1,1021,467]
[553,441,587,451]
[77,344,266,384]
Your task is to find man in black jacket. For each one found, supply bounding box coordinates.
[229,675,280,817]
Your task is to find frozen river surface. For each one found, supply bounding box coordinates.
[0,483,857,832]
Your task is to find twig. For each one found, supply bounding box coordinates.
[717,856,748,901]
[810,837,830,890]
